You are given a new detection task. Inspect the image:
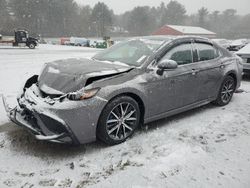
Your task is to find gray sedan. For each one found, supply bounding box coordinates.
[236,44,250,74]
[3,36,243,145]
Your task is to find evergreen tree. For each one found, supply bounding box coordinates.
[164,0,186,25]
[0,0,10,33]
[198,7,209,28]
[91,2,113,37]
[127,6,156,36]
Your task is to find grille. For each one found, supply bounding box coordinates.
[39,114,67,134]
[22,108,41,132]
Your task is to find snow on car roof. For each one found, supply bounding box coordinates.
[236,43,250,55]
[231,39,249,46]
[168,25,216,35]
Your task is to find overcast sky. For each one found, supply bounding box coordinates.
[75,0,250,15]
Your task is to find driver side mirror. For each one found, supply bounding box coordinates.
[157,59,178,75]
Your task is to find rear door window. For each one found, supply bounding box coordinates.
[196,43,218,61]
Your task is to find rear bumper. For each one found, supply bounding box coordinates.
[2,95,79,144]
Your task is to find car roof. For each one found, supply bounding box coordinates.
[131,35,211,43]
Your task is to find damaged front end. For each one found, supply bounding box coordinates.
[3,58,133,144]
[3,75,80,144]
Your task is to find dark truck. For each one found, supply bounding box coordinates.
[0,30,38,49]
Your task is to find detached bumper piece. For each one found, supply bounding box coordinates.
[2,96,79,145]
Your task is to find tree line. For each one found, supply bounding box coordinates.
[0,0,249,39]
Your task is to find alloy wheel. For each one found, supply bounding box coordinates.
[106,102,138,141]
[221,79,235,103]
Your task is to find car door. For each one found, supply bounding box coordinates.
[193,42,223,101]
[146,42,201,117]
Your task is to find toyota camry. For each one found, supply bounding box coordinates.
[3,36,243,145]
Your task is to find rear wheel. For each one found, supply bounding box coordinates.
[214,75,236,106]
[97,96,140,145]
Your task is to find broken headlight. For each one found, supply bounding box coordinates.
[67,88,100,101]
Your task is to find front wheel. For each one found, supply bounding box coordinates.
[27,42,36,49]
[213,75,236,106]
[97,96,140,145]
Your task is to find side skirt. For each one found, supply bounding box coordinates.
[144,99,213,124]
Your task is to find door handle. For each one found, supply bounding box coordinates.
[170,79,175,84]
[220,64,225,69]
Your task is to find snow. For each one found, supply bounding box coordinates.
[0,44,250,187]
[47,66,60,74]
[231,39,249,47]
[236,43,250,55]
[167,25,216,35]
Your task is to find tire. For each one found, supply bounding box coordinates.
[97,96,141,145]
[213,75,236,106]
[28,42,35,49]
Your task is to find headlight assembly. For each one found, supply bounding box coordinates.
[67,88,100,101]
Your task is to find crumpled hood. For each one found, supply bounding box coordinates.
[38,58,132,94]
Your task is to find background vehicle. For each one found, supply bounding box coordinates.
[228,39,249,51]
[3,36,242,145]
[90,37,114,49]
[236,43,250,74]
[69,37,90,47]
[90,40,108,48]
[60,37,70,45]
[212,38,231,49]
[0,30,38,49]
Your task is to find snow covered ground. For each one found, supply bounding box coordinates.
[0,44,250,188]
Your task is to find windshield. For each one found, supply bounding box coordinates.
[93,38,165,66]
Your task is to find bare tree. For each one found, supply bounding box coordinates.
[1,0,249,39]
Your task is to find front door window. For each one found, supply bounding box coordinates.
[160,43,193,65]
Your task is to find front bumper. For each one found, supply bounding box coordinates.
[2,84,107,145]
[2,95,79,144]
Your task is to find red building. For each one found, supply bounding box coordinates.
[153,25,216,38]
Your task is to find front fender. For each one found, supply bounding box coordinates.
[97,83,148,118]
